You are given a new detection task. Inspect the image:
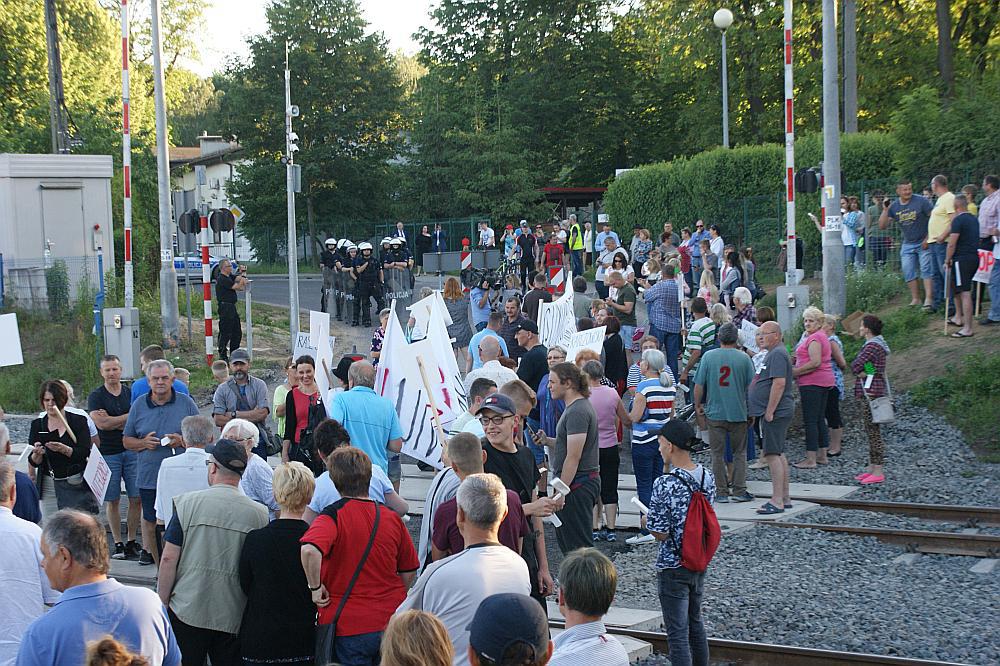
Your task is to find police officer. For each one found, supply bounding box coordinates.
[333,239,349,320]
[320,238,337,313]
[353,242,384,327]
[379,237,393,266]
[215,258,247,362]
[342,242,358,323]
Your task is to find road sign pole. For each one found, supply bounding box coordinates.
[200,203,213,365]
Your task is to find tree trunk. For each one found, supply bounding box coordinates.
[843,0,858,132]
[936,0,955,98]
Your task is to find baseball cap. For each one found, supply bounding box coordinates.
[659,420,698,450]
[229,348,250,363]
[505,224,513,229]
[514,320,538,335]
[475,393,517,417]
[468,593,549,664]
[519,220,528,227]
[206,438,248,475]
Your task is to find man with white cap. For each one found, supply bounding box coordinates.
[320,238,338,313]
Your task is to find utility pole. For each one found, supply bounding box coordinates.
[121,0,134,307]
[151,0,180,346]
[843,0,858,133]
[822,0,845,316]
[284,42,301,347]
[43,0,69,154]
[783,0,797,285]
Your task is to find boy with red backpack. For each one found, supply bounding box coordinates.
[644,420,719,666]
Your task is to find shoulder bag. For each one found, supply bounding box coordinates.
[314,502,381,666]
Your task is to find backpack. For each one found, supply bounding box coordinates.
[669,468,721,572]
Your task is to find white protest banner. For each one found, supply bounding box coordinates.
[565,325,606,363]
[293,333,335,369]
[375,306,450,469]
[0,313,24,367]
[407,291,453,338]
[739,319,760,354]
[309,310,330,346]
[973,249,994,284]
[83,445,112,505]
[537,288,576,349]
[423,296,467,419]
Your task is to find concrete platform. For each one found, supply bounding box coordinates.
[547,601,661,631]
[549,627,652,663]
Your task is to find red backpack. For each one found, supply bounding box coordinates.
[670,469,721,572]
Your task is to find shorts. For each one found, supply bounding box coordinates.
[525,417,546,465]
[900,241,934,282]
[953,257,977,293]
[387,454,401,484]
[139,488,158,522]
[103,450,139,502]
[760,414,792,456]
[620,325,637,352]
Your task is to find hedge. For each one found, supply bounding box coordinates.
[604,131,899,275]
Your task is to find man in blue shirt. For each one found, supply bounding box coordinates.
[130,345,190,405]
[468,312,510,371]
[123,360,199,566]
[329,361,403,475]
[594,221,620,255]
[17,510,181,666]
[641,265,683,378]
[469,276,494,332]
[689,220,709,285]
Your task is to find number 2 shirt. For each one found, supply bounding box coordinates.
[693,347,754,422]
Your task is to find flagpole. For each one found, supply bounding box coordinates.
[416,355,451,448]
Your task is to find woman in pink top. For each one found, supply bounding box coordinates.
[792,307,836,468]
[581,359,630,542]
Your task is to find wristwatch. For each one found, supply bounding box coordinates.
[309,584,322,591]
[232,410,237,419]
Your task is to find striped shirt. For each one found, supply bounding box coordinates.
[682,317,716,375]
[549,620,630,666]
[631,378,675,447]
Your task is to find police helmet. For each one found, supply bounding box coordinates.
[381,237,392,245]
[389,237,404,246]
[325,238,337,247]
[336,239,349,249]
[345,242,358,252]
[358,242,373,252]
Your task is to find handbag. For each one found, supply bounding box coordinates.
[314,502,381,666]
[868,394,895,424]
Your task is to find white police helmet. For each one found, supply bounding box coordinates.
[325,238,336,247]
[336,239,349,249]
[358,242,373,252]
[389,237,403,246]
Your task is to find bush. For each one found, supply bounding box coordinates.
[911,354,1000,457]
[845,268,904,313]
[45,260,70,320]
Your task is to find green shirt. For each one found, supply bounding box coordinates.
[682,317,716,375]
[694,347,755,422]
[616,283,638,327]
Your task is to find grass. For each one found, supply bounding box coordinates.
[911,353,1000,461]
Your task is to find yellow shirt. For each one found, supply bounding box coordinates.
[968,201,978,216]
[928,191,955,242]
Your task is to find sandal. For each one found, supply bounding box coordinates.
[783,503,793,509]
[756,502,785,515]
[951,331,974,338]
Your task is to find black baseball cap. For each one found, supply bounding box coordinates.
[229,348,250,363]
[659,420,698,451]
[206,438,248,475]
[475,393,517,417]
[514,320,538,335]
[332,355,362,384]
[468,593,549,664]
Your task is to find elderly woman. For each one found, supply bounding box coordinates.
[851,315,890,484]
[223,418,280,519]
[582,360,630,542]
[595,236,620,299]
[731,286,757,328]
[536,346,567,438]
[28,380,96,513]
[239,462,316,665]
[792,306,836,468]
[626,349,675,546]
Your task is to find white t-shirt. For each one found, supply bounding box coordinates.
[154,447,210,524]
[710,236,725,264]
[463,361,518,396]
[479,227,495,247]
[396,545,531,666]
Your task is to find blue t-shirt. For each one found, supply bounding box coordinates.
[122,391,201,489]
[329,387,403,473]
[14,470,41,523]
[887,195,933,244]
[469,287,492,326]
[130,377,189,405]
[307,464,394,514]
[468,329,509,369]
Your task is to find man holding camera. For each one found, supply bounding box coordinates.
[215,259,247,363]
[470,273,495,333]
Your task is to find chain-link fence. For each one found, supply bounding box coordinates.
[1,254,106,313]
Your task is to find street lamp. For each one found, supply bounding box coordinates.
[714,8,734,148]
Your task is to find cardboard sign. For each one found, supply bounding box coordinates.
[565,326,606,363]
[309,310,330,346]
[973,249,995,284]
[537,289,575,349]
[292,333,336,367]
[0,313,24,367]
[83,445,112,505]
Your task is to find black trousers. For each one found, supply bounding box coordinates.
[554,476,600,554]
[354,283,384,325]
[218,302,241,357]
[168,608,240,666]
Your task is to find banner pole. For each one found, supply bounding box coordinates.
[416,355,450,448]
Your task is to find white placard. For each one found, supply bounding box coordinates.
[83,445,112,505]
[565,326,606,363]
[973,249,994,284]
[0,313,24,367]
[824,215,842,232]
[309,310,330,346]
[537,289,575,349]
[292,333,335,365]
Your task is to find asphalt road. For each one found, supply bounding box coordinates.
[246,272,448,311]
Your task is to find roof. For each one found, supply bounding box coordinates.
[166,143,244,169]
[540,187,607,194]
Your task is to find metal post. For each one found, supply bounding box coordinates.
[151,0,180,346]
[200,203,213,365]
[285,42,300,348]
[721,30,730,149]
[843,0,858,133]
[783,0,798,286]
[822,0,845,316]
[121,0,134,307]
[94,250,105,366]
[245,279,253,361]
[43,0,69,154]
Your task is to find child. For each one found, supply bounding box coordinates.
[698,269,719,306]
[543,232,565,270]
[371,308,391,366]
[172,367,190,387]
[646,420,717,666]
[211,360,230,384]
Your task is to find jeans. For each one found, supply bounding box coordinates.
[648,325,681,379]
[708,419,748,496]
[989,253,1000,322]
[900,241,934,283]
[799,385,830,452]
[595,279,609,300]
[571,249,583,276]
[632,442,663,533]
[554,476,600,554]
[658,567,709,666]
[844,245,856,266]
[333,631,383,666]
[930,242,952,313]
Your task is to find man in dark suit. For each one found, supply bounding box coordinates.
[392,221,408,249]
[432,223,447,253]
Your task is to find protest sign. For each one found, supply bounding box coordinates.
[0,313,24,367]
[973,249,995,284]
[309,310,330,346]
[565,325,606,363]
[537,288,575,349]
[738,319,760,354]
[83,445,112,505]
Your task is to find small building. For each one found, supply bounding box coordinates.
[0,154,115,309]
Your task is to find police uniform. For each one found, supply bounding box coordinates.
[320,239,337,313]
[353,247,384,327]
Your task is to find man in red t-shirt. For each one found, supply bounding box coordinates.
[301,448,419,664]
[431,433,527,561]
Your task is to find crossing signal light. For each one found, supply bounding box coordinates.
[210,208,236,233]
[178,209,199,234]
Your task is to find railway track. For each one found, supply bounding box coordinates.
[751,496,1000,528]
[755,521,1000,557]
[548,621,966,665]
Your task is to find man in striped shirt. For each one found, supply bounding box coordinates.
[679,297,715,387]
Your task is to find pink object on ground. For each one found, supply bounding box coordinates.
[860,474,884,485]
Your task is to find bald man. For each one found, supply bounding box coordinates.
[746,321,795,514]
[463,337,518,394]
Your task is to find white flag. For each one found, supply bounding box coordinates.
[537,288,576,349]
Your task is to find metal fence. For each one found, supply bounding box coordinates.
[1,254,105,312]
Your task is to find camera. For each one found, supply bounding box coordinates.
[466,267,502,291]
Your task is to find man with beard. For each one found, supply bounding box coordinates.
[212,349,272,460]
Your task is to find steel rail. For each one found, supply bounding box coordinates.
[752,496,1000,527]
[756,521,1000,557]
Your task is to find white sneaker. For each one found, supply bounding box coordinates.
[625,533,656,546]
